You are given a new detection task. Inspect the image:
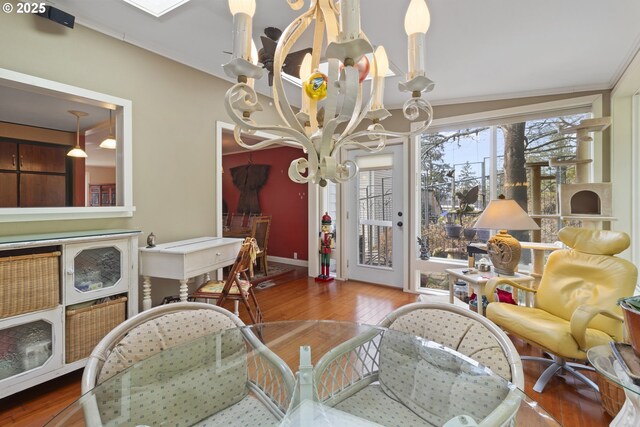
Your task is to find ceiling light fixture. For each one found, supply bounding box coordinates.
[121,0,191,18]
[67,110,88,158]
[100,109,117,149]
[223,0,435,186]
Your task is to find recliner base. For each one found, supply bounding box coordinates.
[522,355,598,393]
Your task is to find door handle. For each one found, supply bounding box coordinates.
[397,221,403,227]
[398,212,403,217]
[12,154,16,167]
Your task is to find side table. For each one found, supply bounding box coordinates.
[588,344,640,427]
[445,268,535,316]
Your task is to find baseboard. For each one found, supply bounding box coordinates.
[268,255,309,267]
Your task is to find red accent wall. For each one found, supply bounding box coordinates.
[222,147,308,261]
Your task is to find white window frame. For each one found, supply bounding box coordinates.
[408,94,603,293]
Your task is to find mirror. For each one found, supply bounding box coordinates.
[0,68,134,222]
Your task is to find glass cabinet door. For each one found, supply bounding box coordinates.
[65,239,130,305]
[0,320,52,380]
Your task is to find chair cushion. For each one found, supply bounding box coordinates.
[534,249,636,339]
[386,309,512,381]
[98,309,241,383]
[375,332,509,425]
[486,303,613,360]
[335,384,432,426]
[559,227,630,255]
[196,279,251,296]
[193,394,280,427]
[96,331,249,426]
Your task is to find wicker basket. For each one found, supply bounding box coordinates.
[596,371,626,417]
[65,296,127,363]
[0,251,61,319]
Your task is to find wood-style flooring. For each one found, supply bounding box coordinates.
[0,263,613,426]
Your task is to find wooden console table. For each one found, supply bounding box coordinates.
[139,237,243,310]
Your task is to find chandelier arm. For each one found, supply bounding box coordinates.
[320,65,360,153]
[232,126,305,151]
[343,97,435,143]
[272,11,314,134]
[286,0,305,11]
[316,1,341,130]
[225,84,311,145]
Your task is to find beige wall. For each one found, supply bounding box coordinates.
[87,166,116,185]
[0,9,283,305]
[612,49,640,274]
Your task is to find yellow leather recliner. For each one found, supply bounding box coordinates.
[485,227,638,393]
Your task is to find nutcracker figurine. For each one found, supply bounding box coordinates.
[316,212,335,282]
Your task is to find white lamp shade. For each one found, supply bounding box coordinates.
[100,137,117,149]
[67,147,88,158]
[473,198,540,231]
[404,0,430,35]
[228,0,255,17]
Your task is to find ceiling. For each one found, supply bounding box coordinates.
[45,0,640,109]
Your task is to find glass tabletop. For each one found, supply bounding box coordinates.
[46,320,559,427]
[588,343,640,396]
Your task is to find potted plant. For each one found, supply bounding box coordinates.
[619,296,640,357]
[441,211,463,238]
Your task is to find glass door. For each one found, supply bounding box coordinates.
[346,144,404,287]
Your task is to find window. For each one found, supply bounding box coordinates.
[415,106,592,292]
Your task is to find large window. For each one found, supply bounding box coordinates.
[418,111,590,278]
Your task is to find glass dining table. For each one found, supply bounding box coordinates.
[46,321,560,426]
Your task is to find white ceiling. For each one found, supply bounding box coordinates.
[45,0,640,109]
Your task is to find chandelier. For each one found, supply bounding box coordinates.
[223,0,435,186]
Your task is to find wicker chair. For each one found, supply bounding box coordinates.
[310,302,523,427]
[82,302,294,425]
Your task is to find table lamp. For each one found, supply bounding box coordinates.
[473,195,540,275]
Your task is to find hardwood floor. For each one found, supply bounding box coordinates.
[0,263,613,426]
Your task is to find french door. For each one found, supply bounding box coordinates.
[346,143,405,287]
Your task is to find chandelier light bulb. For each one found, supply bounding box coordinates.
[373,46,389,77]
[404,0,430,35]
[228,0,255,17]
[299,53,313,80]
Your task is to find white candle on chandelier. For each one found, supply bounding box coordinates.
[404,0,430,79]
[247,39,259,89]
[339,0,361,41]
[229,0,256,62]
[372,46,389,109]
[299,53,313,115]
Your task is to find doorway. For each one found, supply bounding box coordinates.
[346,143,406,287]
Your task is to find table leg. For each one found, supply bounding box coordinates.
[179,279,189,302]
[449,275,455,304]
[142,276,152,311]
[476,284,485,316]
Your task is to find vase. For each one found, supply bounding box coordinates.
[445,224,462,239]
[463,228,477,241]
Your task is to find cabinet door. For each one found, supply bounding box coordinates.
[0,141,18,170]
[64,239,130,305]
[89,186,100,207]
[0,307,64,396]
[19,174,66,207]
[19,144,66,173]
[0,172,18,207]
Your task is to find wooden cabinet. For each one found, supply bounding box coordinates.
[89,184,116,206]
[18,144,66,173]
[0,172,18,207]
[0,230,141,399]
[0,141,17,170]
[0,139,69,207]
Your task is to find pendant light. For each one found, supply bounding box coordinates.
[67,110,88,158]
[100,109,117,149]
